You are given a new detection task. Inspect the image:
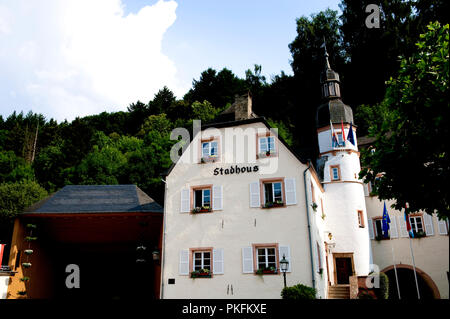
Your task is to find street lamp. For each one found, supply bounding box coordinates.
[280,254,289,288]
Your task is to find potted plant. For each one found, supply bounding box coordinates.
[256,266,277,275]
[311,202,318,212]
[191,269,211,278]
[21,263,32,268]
[192,207,201,213]
[264,202,274,208]
[266,150,271,156]
[24,249,33,255]
[415,231,426,238]
[200,206,211,212]
[274,200,284,207]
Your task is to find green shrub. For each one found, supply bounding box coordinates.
[376,272,389,299]
[281,283,316,300]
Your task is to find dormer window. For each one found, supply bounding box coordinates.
[201,139,219,163]
[257,134,277,158]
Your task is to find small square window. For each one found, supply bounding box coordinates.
[330,166,340,181]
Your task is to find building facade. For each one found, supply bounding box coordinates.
[161,53,448,299]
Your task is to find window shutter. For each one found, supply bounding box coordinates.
[242,247,254,273]
[363,183,369,197]
[180,188,190,213]
[284,178,297,205]
[249,182,260,208]
[179,250,189,275]
[390,214,398,238]
[368,218,374,239]
[423,213,434,236]
[398,216,409,237]
[279,245,291,272]
[213,248,224,275]
[212,185,223,211]
[437,218,448,235]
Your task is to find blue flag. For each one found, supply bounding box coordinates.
[382,202,391,238]
[347,122,355,146]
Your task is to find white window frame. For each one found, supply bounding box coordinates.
[409,215,424,234]
[194,188,211,208]
[256,247,277,270]
[263,181,283,204]
[202,141,218,158]
[259,136,275,153]
[193,251,211,271]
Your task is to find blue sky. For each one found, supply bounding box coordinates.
[0,0,340,122]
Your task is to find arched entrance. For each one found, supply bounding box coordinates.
[382,265,440,299]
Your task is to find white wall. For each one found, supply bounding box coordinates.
[162,122,322,298]
[366,196,449,299]
[0,275,9,299]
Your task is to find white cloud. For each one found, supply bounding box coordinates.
[0,0,185,122]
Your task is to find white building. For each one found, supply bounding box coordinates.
[160,55,448,299]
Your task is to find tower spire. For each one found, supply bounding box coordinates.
[322,37,331,70]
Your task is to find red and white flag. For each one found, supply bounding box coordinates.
[0,244,5,266]
[341,120,346,142]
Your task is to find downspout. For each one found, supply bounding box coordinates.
[159,177,168,299]
[303,160,316,291]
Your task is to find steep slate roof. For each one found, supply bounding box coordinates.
[23,185,163,214]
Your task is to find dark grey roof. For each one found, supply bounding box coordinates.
[23,185,163,214]
[316,99,354,128]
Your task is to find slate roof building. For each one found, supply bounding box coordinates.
[4,185,163,299]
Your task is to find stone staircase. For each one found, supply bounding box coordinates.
[328,285,350,299]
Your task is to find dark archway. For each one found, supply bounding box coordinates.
[382,265,440,299]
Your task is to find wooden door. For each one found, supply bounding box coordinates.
[335,257,352,284]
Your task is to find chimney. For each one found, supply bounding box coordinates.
[233,91,252,121]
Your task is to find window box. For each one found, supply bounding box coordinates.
[191,269,211,278]
[255,267,278,275]
[200,156,218,163]
[258,151,278,159]
[192,206,212,213]
[263,201,284,208]
[414,231,426,238]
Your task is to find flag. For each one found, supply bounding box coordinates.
[330,120,339,147]
[0,244,5,266]
[341,120,346,144]
[405,204,414,238]
[347,122,355,146]
[382,202,391,239]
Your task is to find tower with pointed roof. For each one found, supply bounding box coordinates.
[316,42,371,284]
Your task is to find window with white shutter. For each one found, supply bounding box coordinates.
[437,217,449,235]
[213,249,224,275]
[398,216,409,238]
[284,178,297,205]
[368,218,374,239]
[242,247,254,273]
[179,250,189,275]
[279,245,291,272]
[249,182,260,208]
[180,188,190,213]
[212,185,223,211]
[390,214,398,238]
[423,213,434,236]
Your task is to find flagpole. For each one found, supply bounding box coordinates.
[389,235,401,299]
[408,234,421,299]
[405,205,421,299]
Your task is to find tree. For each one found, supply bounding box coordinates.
[360,22,449,220]
[0,181,48,243]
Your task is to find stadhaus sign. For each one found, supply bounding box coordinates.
[213,165,259,176]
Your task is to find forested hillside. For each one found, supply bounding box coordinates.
[1,0,448,243]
